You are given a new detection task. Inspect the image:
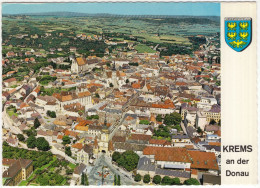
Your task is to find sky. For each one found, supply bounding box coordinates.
[2,2,220,16]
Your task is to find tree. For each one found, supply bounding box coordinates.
[65,147,72,156]
[152,175,161,184]
[143,174,150,184]
[117,175,121,185]
[134,174,141,182]
[34,118,41,129]
[62,136,71,145]
[81,173,85,185]
[47,111,56,118]
[156,114,162,122]
[161,176,172,185]
[197,127,203,134]
[17,134,25,142]
[3,141,9,146]
[24,128,37,137]
[116,150,139,171]
[171,177,181,185]
[184,178,200,185]
[36,137,50,151]
[112,151,121,162]
[114,174,117,185]
[95,93,100,98]
[163,112,182,126]
[126,79,129,84]
[109,83,114,87]
[27,136,36,148]
[210,119,216,125]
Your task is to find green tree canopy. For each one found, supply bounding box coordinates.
[134,174,142,182]
[65,147,72,156]
[117,175,121,186]
[143,174,151,184]
[184,178,200,185]
[112,151,121,162]
[152,175,161,184]
[17,134,25,142]
[36,137,50,151]
[172,177,181,185]
[161,176,172,185]
[27,136,36,148]
[156,114,162,122]
[116,150,139,171]
[62,135,71,145]
[163,112,182,126]
[34,118,41,129]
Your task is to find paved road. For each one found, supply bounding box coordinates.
[2,108,22,134]
[109,91,140,139]
[50,146,76,164]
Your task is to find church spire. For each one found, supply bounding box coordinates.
[104,113,107,127]
[112,61,116,71]
[94,136,98,149]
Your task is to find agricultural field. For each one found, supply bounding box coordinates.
[2,15,219,47]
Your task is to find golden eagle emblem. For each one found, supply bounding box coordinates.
[227,22,237,30]
[227,32,237,40]
[239,32,249,40]
[239,22,249,30]
[229,40,247,48]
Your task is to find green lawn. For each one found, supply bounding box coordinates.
[7,109,18,117]
[68,163,76,170]
[61,179,67,185]
[49,167,55,172]
[18,181,28,186]
[39,157,57,171]
[134,44,156,53]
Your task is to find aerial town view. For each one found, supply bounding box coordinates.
[2,2,221,186]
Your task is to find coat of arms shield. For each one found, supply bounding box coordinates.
[225,17,252,52]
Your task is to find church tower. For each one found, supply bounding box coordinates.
[111,61,119,88]
[93,136,99,158]
[99,114,110,153]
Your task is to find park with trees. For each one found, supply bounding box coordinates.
[112,151,139,171]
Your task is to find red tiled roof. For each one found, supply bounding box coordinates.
[143,146,191,163]
[188,150,219,170]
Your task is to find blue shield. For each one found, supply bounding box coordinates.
[225,17,252,52]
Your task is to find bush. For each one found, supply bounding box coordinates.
[134,174,142,182]
[184,178,200,185]
[161,176,172,185]
[152,175,161,184]
[172,177,181,185]
[143,174,151,184]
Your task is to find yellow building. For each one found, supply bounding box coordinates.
[2,158,33,186]
[205,111,221,123]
